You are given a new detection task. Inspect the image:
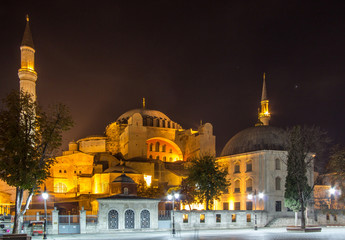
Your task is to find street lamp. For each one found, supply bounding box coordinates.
[167,192,179,235]
[329,187,338,210]
[248,189,264,230]
[42,186,48,240]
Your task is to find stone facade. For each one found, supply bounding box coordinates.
[97,197,160,231]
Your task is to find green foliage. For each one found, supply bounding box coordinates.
[137,180,164,198]
[0,91,73,190]
[179,178,198,210]
[284,125,326,228]
[187,155,229,210]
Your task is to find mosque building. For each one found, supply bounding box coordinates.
[1,16,323,220]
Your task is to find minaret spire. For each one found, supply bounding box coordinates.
[142,98,146,109]
[258,72,270,126]
[18,15,37,101]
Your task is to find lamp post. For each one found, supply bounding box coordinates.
[42,186,48,240]
[248,189,264,230]
[167,192,179,235]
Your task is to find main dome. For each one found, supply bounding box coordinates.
[116,108,171,122]
[220,125,287,156]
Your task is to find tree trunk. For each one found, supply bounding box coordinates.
[206,197,209,210]
[295,212,298,226]
[13,187,24,233]
[299,191,306,229]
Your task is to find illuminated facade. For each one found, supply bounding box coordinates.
[43,104,215,214]
[217,77,314,220]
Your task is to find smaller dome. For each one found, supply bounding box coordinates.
[112,174,135,183]
[221,125,287,156]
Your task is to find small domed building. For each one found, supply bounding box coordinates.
[217,75,314,219]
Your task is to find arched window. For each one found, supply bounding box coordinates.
[163,156,167,162]
[156,156,160,160]
[275,177,281,190]
[55,182,67,193]
[108,210,118,229]
[124,187,129,195]
[169,157,173,162]
[125,209,135,229]
[234,163,240,173]
[149,143,153,152]
[246,160,252,172]
[162,145,166,152]
[155,142,160,152]
[246,179,253,192]
[234,180,240,193]
[140,210,150,228]
[275,159,281,170]
[149,155,153,159]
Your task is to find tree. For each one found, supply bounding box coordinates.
[187,155,229,210]
[284,125,326,229]
[0,91,73,233]
[179,178,197,210]
[327,145,345,202]
[137,180,164,199]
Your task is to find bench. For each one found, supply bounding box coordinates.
[1,234,32,240]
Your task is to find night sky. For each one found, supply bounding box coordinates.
[1,1,345,156]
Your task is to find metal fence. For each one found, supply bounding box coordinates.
[59,215,80,224]
[86,215,98,225]
[158,210,171,220]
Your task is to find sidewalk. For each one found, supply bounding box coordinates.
[30,227,345,240]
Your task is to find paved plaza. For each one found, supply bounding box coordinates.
[31,227,345,240]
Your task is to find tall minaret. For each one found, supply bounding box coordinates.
[18,15,37,101]
[258,73,271,125]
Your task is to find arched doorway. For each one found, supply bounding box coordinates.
[140,210,150,228]
[125,209,135,229]
[108,210,118,229]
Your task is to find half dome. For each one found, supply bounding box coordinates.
[221,125,287,156]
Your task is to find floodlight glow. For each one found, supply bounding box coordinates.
[174,193,179,199]
[258,192,264,199]
[248,194,253,200]
[42,192,48,200]
[329,187,336,195]
[167,195,173,200]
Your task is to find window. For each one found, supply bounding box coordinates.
[123,187,129,195]
[275,158,281,170]
[149,143,153,151]
[64,170,66,173]
[149,155,153,159]
[79,171,81,174]
[162,145,166,152]
[275,201,282,212]
[59,170,62,173]
[183,214,188,223]
[156,156,159,160]
[155,142,160,152]
[246,179,253,192]
[246,161,252,172]
[246,201,253,210]
[169,157,173,161]
[234,202,240,210]
[234,180,240,193]
[216,214,221,223]
[200,214,205,223]
[223,202,229,210]
[231,214,236,222]
[163,156,166,161]
[246,214,251,222]
[169,149,172,153]
[74,170,76,174]
[275,177,281,190]
[326,214,330,221]
[55,182,67,193]
[333,214,337,221]
[234,163,240,173]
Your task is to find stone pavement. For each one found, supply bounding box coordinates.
[31,227,345,240]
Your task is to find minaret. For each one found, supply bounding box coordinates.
[18,15,37,101]
[258,73,271,125]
